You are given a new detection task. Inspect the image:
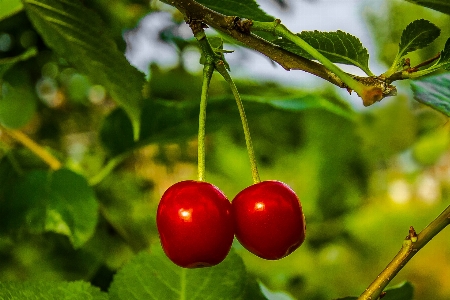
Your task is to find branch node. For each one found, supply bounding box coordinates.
[408,226,418,242]
[353,76,397,106]
[234,17,252,34]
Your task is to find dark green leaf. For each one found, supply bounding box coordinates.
[0,281,108,300]
[0,0,23,21]
[383,281,414,300]
[435,37,450,69]
[238,275,268,300]
[411,72,450,116]
[100,95,354,155]
[397,19,440,58]
[404,0,450,15]
[109,245,247,300]
[23,0,145,139]
[273,30,372,75]
[0,67,38,128]
[196,0,274,21]
[0,47,37,79]
[100,99,200,156]
[333,282,413,300]
[3,168,99,248]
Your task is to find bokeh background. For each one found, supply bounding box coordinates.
[1,0,450,299]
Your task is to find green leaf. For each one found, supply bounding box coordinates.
[3,168,99,248]
[196,0,274,21]
[397,19,440,58]
[23,0,145,140]
[0,69,38,129]
[273,30,373,75]
[100,95,354,155]
[238,276,268,300]
[109,245,247,300]
[0,0,23,21]
[411,72,450,116]
[404,0,450,15]
[333,282,413,300]
[435,37,450,70]
[383,281,414,300]
[0,281,108,300]
[100,99,200,156]
[0,47,38,79]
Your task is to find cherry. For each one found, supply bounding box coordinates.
[232,180,306,260]
[156,180,234,268]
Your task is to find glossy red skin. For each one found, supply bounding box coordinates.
[232,180,306,260]
[157,180,234,268]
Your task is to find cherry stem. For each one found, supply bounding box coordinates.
[192,23,260,184]
[197,63,214,182]
[3,128,62,170]
[215,63,260,184]
[358,204,450,299]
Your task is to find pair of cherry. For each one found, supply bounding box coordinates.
[156,179,306,268]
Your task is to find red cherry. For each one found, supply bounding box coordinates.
[232,180,306,260]
[156,180,234,268]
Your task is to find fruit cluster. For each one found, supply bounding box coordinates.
[157,179,306,268]
[156,39,306,268]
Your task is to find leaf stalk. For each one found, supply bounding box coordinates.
[251,20,382,106]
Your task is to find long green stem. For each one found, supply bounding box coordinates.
[197,63,214,182]
[251,20,374,102]
[4,128,62,170]
[192,23,261,183]
[215,63,260,184]
[359,205,450,300]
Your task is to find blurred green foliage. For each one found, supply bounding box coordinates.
[0,0,449,299]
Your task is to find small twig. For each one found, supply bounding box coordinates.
[358,205,450,300]
[4,128,62,170]
[407,52,441,73]
[388,53,442,82]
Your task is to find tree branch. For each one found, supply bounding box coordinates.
[358,205,450,300]
[161,0,345,87]
[161,0,398,105]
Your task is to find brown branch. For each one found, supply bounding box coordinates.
[161,0,346,87]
